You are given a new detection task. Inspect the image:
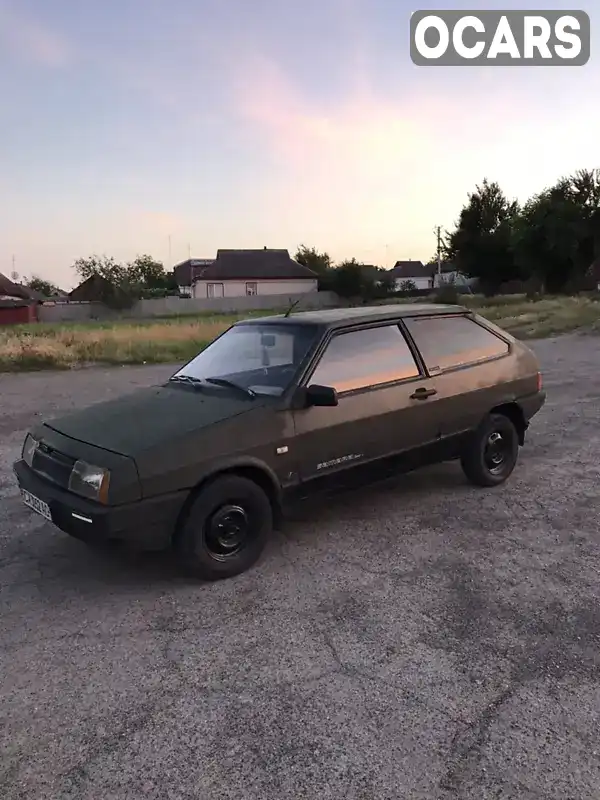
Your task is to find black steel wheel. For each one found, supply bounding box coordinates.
[484,431,510,475]
[460,413,519,487]
[204,504,251,560]
[175,475,272,580]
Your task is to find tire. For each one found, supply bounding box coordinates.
[175,475,272,581]
[460,413,519,487]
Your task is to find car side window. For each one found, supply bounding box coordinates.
[403,315,509,373]
[309,324,420,393]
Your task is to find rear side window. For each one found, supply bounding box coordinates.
[310,324,420,393]
[403,315,509,373]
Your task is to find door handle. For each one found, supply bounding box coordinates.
[410,387,437,400]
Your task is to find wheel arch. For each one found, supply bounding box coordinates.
[174,458,284,541]
[489,401,527,445]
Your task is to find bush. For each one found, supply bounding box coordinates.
[563,274,598,294]
[524,276,544,300]
[399,279,417,293]
[433,283,461,304]
[496,279,529,295]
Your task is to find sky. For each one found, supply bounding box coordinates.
[0,0,598,289]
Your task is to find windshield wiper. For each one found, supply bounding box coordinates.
[168,375,206,388]
[205,377,257,398]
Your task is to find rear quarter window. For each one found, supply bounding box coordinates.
[403,315,509,373]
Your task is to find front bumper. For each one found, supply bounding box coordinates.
[13,459,187,551]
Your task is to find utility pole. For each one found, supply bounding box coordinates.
[435,226,442,277]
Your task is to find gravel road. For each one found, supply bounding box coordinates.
[2,334,600,799]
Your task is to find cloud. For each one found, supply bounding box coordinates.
[224,49,572,263]
[0,4,71,67]
[228,49,539,185]
[224,54,446,257]
[230,56,426,179]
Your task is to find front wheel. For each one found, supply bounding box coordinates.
[175,475,272,580]
[460,413,519,487]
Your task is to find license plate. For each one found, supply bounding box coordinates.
[21,489,52,522]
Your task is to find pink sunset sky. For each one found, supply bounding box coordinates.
[0,0,597,288]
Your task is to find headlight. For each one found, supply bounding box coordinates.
[22,434,39,467]
[68,461,110,503]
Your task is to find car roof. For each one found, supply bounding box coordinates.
[237,303,469,330]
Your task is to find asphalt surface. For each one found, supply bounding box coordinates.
[1,334,600,800]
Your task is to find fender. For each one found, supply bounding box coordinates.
[191,455,283,504]
[173,455,285,531]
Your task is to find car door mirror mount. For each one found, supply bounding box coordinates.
[305,384,338,407]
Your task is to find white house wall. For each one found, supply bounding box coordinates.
[193,278,318,298]
[394,276,431,291]
[433,272,477,288]
[395,272,476,291]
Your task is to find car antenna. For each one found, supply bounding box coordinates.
[284,298,301,317]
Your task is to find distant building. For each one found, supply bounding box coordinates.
[390,260,430,290]
[0,273,42,324]
[190,248,318,299]
[0,272,34,300]
[173,259,215,296]
[68,274,131,306]
[390,260,475,291]
[431,261,476,290]
[69,275,114,302]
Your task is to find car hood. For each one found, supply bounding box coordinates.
[44,383,261,458]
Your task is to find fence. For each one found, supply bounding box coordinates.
[38,291,341,323]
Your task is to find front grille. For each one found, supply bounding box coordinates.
[31,443,76,489]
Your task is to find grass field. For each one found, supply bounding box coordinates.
[1,294,600,371]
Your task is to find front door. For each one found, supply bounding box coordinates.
[292,323,438,487]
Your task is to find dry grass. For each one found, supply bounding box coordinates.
[462,294,600,338]
[0,314,245,371]
[2,295,600,371]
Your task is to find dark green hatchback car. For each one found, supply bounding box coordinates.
[14,304,545,580]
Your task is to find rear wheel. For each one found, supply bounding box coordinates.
[460,413,519,487]
[175,475,272,580]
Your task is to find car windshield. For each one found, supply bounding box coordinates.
[171,323,318,397]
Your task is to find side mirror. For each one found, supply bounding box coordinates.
[305,384,338,407]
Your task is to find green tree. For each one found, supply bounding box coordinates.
[570,168,600,285]
[71,255,136,309]
[445,179,521,295]
[294,245,333,276]
[375,268,396,296]
[330,259,370,300]
[513,169,600,293]
[25,275,60,296]
[125,254,179,297]
[399,279,417,293]
[71,253,179,305]
[126,254,167,289]
[72,255,128,285]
